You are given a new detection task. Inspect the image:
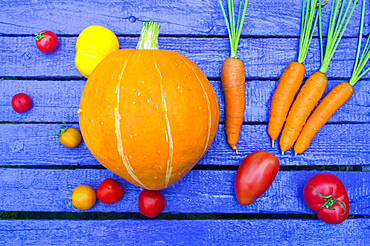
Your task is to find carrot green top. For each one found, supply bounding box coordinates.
[349,0,370,86]
[319,0,358,74]
[218,0,249,59]
[297,0,323,64]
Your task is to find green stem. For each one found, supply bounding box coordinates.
[299,0,307,54]
[219,0,233,55]
[319,0,358,74]
[310,186,347,216]
[235,0,249,57]
[236,1,243,37]
[35,31,47,41]
[136,22,161,50]
[219,0,249,59]
[349,0,368,86]
[229,0,236,46]
[56,122,68,138]
[319,0,323,65]
[298,0,324,64]
[324,0,338,61]
[304,1,322,61]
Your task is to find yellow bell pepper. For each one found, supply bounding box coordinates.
[75,25,119,78]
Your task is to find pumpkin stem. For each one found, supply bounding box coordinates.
[136,21,161,50]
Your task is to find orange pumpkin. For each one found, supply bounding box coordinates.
[78,22,219,190]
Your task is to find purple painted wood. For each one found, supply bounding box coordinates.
[0,0,369,243]
[0,36,367,79]
[0,169,369,214]
[2,79,370,123]
[0,219,369,245]
[0,123,369,166]
[0,0,367,37]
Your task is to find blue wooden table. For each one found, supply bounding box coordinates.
[1,0,370,245]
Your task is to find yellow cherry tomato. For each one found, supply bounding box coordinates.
[75,25,119,78]
[71,185,96,210]
[57,122,82,148]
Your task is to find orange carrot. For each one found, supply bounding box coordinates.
[268,61,305,147]
[268,0,321,147]
[279,71,328,154]
[279,0,358,154]
[221,57,245,151]
[294,82,353,154]
[295,0,368,154]
[218,0,249,152]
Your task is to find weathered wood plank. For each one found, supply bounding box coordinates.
[2,79,370,123]
[0,36,366,79]
[0,219,369,245]
[0,0,367,37]
[0,123,369,166]
[0,169,368,214]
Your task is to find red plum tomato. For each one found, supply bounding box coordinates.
[234,150,280,205]
[12,93,32,113]
[138,190,166,218]
[71,185,96,210]
[35,31,58,53]
[96,178,124,204]
[303,173,349,225]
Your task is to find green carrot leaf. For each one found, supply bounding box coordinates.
[319,0,358,74]
[218,0,249,58]
[298,0,324,63]
[349,0,370,85]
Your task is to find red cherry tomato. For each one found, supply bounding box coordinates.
[303,173,349,225]
[35,30,58,53]
[96,178,124,204]
[234,150,280,205]
[12,93,32,113]
[138,190,166,218]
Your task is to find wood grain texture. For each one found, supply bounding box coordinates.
[0,219,369,245]
[0,169,369,214]
[0,36,366,79]
[1,0,369,241]
[0,123,369,166]
[0,0,367,37]
[2,79,370,123]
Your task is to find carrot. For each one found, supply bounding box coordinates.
[295,0,369,154]
[268,0,322,147]
[268,62,306,147]
[279,0,358,154]
[294,82,353,153]
[280,71,327,153]
[221,57,245,152]
[218,0,249,153]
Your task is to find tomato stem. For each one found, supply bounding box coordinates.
[35,31,47,41]
[56,122,68,138]
[310,186,347,216]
